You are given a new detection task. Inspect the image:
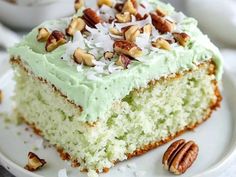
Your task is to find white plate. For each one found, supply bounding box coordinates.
[0,68,236,177]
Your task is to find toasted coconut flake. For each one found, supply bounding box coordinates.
[136,33,151,50]
[99,5,116,22]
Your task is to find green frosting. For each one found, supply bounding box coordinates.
[8,0,223,122]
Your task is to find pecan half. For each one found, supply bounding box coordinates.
[150,13,175,34]
[45,30,67,52]
[173,32,190,47]
[114,40,143,58]
[66,17,86,36]
[75,0,84,11]
[162,139,199,175]
[73,48,96,67]
[104,51,114,60]
[116,12,131,23]
[0,90,3,104]
[37,28,50,42]
[124,25,140,42]
[24,152,46,172]
[97,0,113,7]
[152,38,171,50]
[83,8,101,28]
[122,0,137,15]
[116,54,131,69]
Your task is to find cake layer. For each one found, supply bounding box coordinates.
[8,0,223,122]
[12,59,221,173]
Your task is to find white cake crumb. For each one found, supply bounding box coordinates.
[134,170,147,177]
[58,168,68,177]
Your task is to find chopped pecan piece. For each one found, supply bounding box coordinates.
[173,32,190,46]
[116,12,131,23]
[73,48,96,67]
[24,152,46,172]
[152,38,171,50]
[109,28,123,36]
[104,51,114,60]
[97,0,113,7]
[83,8,101,28]
[142,24,153,37]
[122,0,137,15]
[37,28,50,42]
[162,139,199,175]
[114,40,143,58]
[150,13,175,34]
[45,31,67,52]
[116,54,131,69]
[124,25,140,42]
[114,3,124,12]
[156,7,168,17]
[66,17,86,36]
[135,13,148,21]
[75,0,84,11]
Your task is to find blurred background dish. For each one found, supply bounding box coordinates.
[186,0,236,47]
[0,0,74,30]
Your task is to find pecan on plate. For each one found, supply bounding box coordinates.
[162,139,199,175]
[24,152,46,172]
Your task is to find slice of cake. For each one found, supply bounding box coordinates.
[9,0,223,175]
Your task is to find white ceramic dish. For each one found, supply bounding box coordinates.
[0,0,74,29]
[0,65,236,177]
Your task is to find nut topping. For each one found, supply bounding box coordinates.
[75,0,84,11]
[151,13,175,34]
[114,3,124,12]
[156,7,168,17]
[97,0,113,7]
[122,0,137,15]
[0,90,3,104]
[152,38,171,50]
[116,12,131,23]
[114,40,143,58]
[124,25,140,42]
[24,152,46,171]
[66,17,86,36]
[37,28,50,42]
[162,139,199,175]
[83,8,101,28]
[46,30,67,52]
[115,54,131,69]
[104,51,114,60]
[73,48,96,67]
[173,32,190,47]
[109,28,123,36]
[142,24,153,37]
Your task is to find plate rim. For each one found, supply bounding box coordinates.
[0,69,236,177]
